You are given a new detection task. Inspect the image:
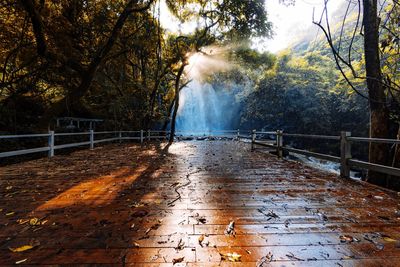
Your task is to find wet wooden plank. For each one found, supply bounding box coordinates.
[0,141,399,265]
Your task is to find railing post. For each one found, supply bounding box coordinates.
[237,129,240,139]
[140,130,144,145]
[147,130,150,141]
[90,130,94,149]
[276,130,283,159]
[340,131,352,178]
[251,129,256,150]
[118,131,122,143]
[48,130,54,158]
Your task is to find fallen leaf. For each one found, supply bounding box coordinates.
[383,237,397,242]
[15,259,27,264]
[17,219,29,225]
[225,221,235,235]
[172,257,184,264]
[317,213,328,222]
[198,234,205,246]
[342,255,355,259]
[197,217,207,224]
[6,211,15,216]
[256,251,273,267]
[220,252,242,262]
[340,235,354,243]
[9,245,34,252]
[286,252,304,261]
[29,218,40,226]
[133,242,140,248]
[145,222,161,234]
[175,238,185,250]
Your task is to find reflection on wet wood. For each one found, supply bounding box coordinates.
[1,141,399,265]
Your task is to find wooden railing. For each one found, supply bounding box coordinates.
[2,129,399,179]
[0,130,245,159]
[251,130,400,178]
[1,130,142,159]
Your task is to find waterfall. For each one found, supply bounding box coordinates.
[176,80,223,135]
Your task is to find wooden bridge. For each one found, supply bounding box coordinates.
[1,131,400,265]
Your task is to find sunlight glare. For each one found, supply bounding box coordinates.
[185,46,233,81]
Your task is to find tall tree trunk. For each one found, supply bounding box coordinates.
[161,98,175,131]
[169,64,186,144]
[363,0,390,186]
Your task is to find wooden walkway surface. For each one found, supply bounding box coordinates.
[1,140,400,266]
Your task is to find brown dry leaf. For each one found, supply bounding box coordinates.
[6,211,15,216]
[6,186,13,190]
[220,252,242,262]
[245,249,251,254]
[342,255,355,259]
[340,235,354,243]
[198,234,205,245]
[9,245,34,253]
[256,252,273,267]
[133,242,140,248]
[29,218,40,226]
[17,219,29,225]
[383,237,397,242]
[172,256,184,265]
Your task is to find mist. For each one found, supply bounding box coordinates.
[176,45,251,133]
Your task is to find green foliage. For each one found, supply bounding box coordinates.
[0,0,273,132]
[240,51,369,137]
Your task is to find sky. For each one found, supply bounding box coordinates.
[159,0,345,53]
[263,0,343,52]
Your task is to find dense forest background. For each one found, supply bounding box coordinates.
[0,0,375,136]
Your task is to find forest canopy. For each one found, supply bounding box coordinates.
[0,0,271,132]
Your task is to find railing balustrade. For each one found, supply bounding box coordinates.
[252,130,400,179]
[1,129,399,179]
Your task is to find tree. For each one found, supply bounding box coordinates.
[313,0,400,187]
[362,0,390,186]
[19,0,155,125]
[160,0,272,142]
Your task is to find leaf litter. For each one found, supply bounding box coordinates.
[219,252,242,262]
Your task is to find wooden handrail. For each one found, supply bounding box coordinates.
[251,130,400,179]
[2,128,399,181]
